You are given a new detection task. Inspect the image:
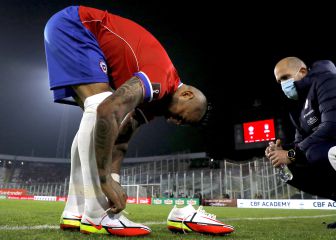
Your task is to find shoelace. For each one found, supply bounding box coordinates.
[171,205,191,234]
[86,208,129,227]
[97,207,128,225]
[105,208,129,215]
[181,214,192,234]
[197,206,217,219]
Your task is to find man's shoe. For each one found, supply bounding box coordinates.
[60,211,82,230]
[327,221,336,228]
[80,213,151,237]
[167,204,195,233]
[167,204,234,235]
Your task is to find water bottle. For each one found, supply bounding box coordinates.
[277,164,293,182]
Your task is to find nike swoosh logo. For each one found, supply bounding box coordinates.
[73,215,82,219]
[86,218,103,230]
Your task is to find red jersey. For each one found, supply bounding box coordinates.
[79,6,182,102]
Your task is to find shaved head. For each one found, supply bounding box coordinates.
[167,84,207,125]
[274,57,308,83]
[275,57,306,72]
[186,84,208,119]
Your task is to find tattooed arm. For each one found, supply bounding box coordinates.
[110,109,141,179]
[95,77,144,213]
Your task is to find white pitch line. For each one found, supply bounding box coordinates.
[0,225,59,230]
[1,214,336,231]
[225,214,336,221]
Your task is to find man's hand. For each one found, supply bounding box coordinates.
[100,174,127,213]
[265,139,282,158]
[265,139,291,167]
[268,150,291,167]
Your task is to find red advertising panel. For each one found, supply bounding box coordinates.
[127,197,137,204]
[0,189,27,196]
[7,195,34,200]
[126,197,151,204]
[138,197,151,204]
[243,119,275,143]
[57,196,68,202]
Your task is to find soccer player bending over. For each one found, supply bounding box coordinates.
[44,5,208,236]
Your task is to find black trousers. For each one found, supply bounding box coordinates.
[288,163,336,200]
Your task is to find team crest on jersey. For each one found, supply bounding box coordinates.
[99,60,108,74]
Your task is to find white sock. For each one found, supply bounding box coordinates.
[78,92,113,219]
[62,132,84,216]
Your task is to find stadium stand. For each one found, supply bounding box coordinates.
[0,153,318,200]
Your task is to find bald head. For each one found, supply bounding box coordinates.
[274,57,308,83]
[167,84,207,125]
[185,84,208,118]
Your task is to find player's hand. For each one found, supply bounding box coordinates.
[100,175,127,213]
[268,150,291,167]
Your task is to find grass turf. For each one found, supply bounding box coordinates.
[1,199,336,239]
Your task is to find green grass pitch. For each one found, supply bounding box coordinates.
[1,199,336,239]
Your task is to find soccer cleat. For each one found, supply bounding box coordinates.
[167,204,234,235]
[60,211,82,230]
[80,212,151,237]
[167,204,195,233]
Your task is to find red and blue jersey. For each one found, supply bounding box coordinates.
[79,6,182,102]
[44,6,182,105]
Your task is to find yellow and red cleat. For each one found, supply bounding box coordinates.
[167,204,234,235]
[60,211,82,230]
[80,213,151,237]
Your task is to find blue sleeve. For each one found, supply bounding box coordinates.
[133,71,153,102]
[298,75,336,152]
